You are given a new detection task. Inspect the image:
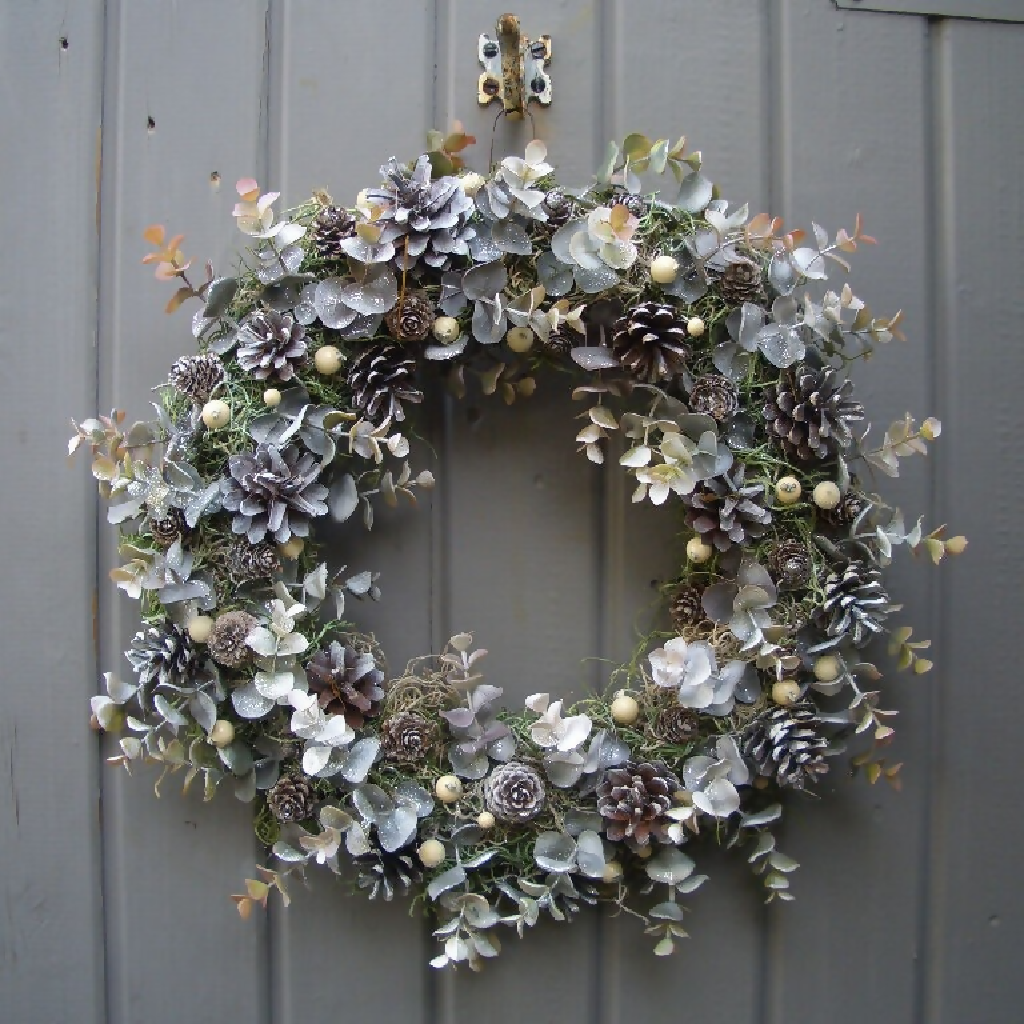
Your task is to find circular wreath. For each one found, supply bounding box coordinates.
[73,130,965,971]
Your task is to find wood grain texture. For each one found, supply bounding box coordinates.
[769,5,935,1024]
[926,19,1024,1024]
[94,4,271,1023]
[0,4,107,1023]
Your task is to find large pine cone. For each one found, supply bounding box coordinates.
[221,443,328,545]
[380,712,438,763]
[684,464,773,551]
[168,353,224,404]
[207,610,258,668]
[611,302,690,382]
[717,258,765,306]
[764,364,865,462]
[126,622,198,690]
[816,561,892,646]
[597,760,680,846]
[385,292,436,342]
[742,705,829,790]
[354,843,424,901]
[307,641,386,729]
[310,205,356,260]
[347,343,423,425]
[267,774,316,822]
[766,539,813,591]
[689,375,739,421]
[236,309,309,382]
[483,762,546,823]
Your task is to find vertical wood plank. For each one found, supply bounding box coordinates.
[0,4,106,1023]
[267,4,436,1021]
[96,4,271,1022]
[926,19,1024,1023]
[600,4,770,1022]
[438,0,606,1017]
[771,4,933,1024]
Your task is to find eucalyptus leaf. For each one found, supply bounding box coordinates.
[427,865,467,901]
[328,473,359,523]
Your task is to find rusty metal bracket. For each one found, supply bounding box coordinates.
[478,13,552,120]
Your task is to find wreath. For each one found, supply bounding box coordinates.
[72,130,965,971]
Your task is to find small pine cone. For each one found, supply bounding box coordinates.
[670,585,705,631]
[541,188,574,227]
[764,364,865,463]
[347,343,423,425]
[267,774,316,822]
[614,191,647,218]
[148,507,189,548]
[380,712,438,763]
[483,761,546,823]
[656,706,701,746]
[822,492,870,528]
[307,641,386,729]
[168,353,225,404]
[544,324,574,357]
[236,309,309,382]
[384,292,436,342]
[717,258,765,307]
[766,539,813,591]
[742,704,830,790]
[207,610,258,668]
[597,760,680,846]
[611,302,691,383]
[689,375,739,421]
[228,541,281,583]
[310,205,356,260]
[816,561,892,647]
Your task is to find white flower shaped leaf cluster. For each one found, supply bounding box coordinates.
[649,636,753,716]
[552,203,640,292]
[702,560,779,653]
[525,693,593,751]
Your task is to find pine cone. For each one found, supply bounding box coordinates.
[544,324,574,357]
[307,641,386,729]
[821,492,870,529]
[267,774,316,822]
[611,302,690,382]
[227,541,281,583]
[148,507,189,548]
[541,188,574,227]
[717,258,765,306]
[685,464,773,551]
[670,585,705,631]
[168,353,224,404]
[689,375,739,421]
[597,760,680,846]
[816,561,892,646]
[385,292,436,342]
[380,712,438,763]
[126,621,198,690]
[742,704,830,789]
[363,155,475,271]
[354,842,423,901]
[655,706,701,746]
[766,539,813,591]
[310,205,356,260]
[613,191,648,218]
[347,343,423,425]
[764,365,865,463]
[483,762,546,823]
[236,309,308,382]
[207,610,258,668]
[221,443,328,545]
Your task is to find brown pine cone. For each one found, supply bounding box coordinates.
[385,292,436,342]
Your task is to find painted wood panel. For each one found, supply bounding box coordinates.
[4,2,1024,1022]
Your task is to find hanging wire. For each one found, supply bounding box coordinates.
[488,107,539,170]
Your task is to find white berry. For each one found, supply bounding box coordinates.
[775,476,802,505]
[263,388,282,408]
[686,316,705,337]
[772,680,802,705]
[602,860,624,883]
[476,811,496,829]
[813,655,841,684]
[686,536,713,564]
[314,345,343,375]
[279,536,305,560]
[812,481,841,510]
[460,172,486,197]
[187,614,215,643]
[506,327,534,353]
[432,316,461,343]
[417,839,446,868]
[650,255,679,285]
[201,400,231,430]
[610,693,640,726]
[434,775,463,804]
[209,720,235,748]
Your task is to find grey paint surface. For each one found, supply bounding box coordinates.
[2,1,1022,1022]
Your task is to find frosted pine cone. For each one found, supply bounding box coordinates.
[267,774,315,822]
[597,760,680,846]
[307,641,386,729]
[483,762,546,823]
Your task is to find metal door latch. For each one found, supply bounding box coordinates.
[478,13,552,119]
